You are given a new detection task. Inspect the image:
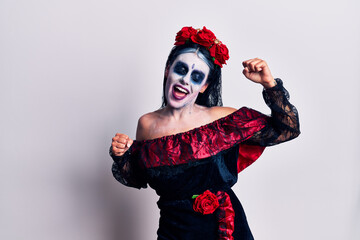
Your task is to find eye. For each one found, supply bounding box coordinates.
[191,71,205,84]
[173,62,188,76]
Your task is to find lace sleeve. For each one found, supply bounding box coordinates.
[110,147,147,189]
[244,78,300,146]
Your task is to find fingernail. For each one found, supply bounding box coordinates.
[127,143,131,148]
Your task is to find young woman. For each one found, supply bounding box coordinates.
[110,26,300,240]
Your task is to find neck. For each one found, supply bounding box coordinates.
[163,103,200,121]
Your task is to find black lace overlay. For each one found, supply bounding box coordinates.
[110,147,147,189]
[243,78,300,146]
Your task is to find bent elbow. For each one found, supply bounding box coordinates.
[288,127,301,141]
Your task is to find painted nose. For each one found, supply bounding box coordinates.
[179,73,191,85]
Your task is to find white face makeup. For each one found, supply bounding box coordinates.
[165,53,210,109]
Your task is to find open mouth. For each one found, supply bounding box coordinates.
[172,85,189,100]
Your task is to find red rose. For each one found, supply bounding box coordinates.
[193,190,220,214]
[175,26,197,46]
[190,26,216,48]
[209,43,229,67]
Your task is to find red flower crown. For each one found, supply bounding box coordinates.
[174,26,229,68]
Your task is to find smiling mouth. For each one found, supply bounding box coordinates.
[172,85,189,100]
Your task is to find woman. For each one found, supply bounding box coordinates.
[110,26,300,240]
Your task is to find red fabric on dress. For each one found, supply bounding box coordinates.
[131,107,268,171]
[216,191,235,240]
[237,144,265,173]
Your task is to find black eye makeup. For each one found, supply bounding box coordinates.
[191,71,205,84]
[173,62,188,76]
[173,61,206,85]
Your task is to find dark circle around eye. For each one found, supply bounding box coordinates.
[174,62,188,75]
[191,72,205,84]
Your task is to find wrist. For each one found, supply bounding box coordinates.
[262,79,277,89]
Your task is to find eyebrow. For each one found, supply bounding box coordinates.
[176,61,188,67]
[192,70,205,76]
[174,61,187,68]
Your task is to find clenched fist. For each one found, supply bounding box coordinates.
[242,58,276,89]
[111,133,133,156]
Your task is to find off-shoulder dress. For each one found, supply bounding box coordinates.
[111,79,300,240]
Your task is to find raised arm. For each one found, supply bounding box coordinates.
[245,78,300,146]
[241,58,300,146]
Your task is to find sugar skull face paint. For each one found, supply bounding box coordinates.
[165,53,210,109]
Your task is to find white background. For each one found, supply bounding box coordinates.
[1,0,359,239]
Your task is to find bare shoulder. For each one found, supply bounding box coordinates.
[136,112,156,141]
[208,106,237,120]
[136,110,161,141]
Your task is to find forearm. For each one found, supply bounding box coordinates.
[244,78,300,146]
[110,146,147,189]
[263,78,300,135]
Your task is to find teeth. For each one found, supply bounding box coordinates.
[175,86,188,94]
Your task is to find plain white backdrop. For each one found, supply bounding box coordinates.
[1,0,359,239]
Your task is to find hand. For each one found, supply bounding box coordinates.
[111,133,133,156]
[242,58,276,89]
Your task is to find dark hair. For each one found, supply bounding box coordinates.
[161,42,223,107]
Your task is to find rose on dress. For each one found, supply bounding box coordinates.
[193,190,220,214]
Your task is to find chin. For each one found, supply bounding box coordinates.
[166,98,191,109]
[165,91,197,109]
[167,101,186,109]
